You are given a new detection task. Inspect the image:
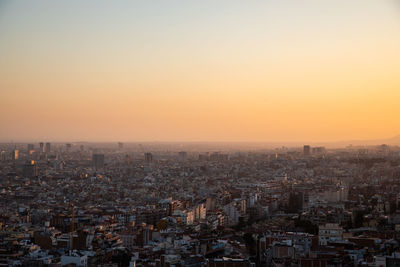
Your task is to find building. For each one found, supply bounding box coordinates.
[198,153,209,161]
[27,144,34,152]
[39,142,44,152]
[125,154,131,165]
[178,151,187,162]
[288,192,304,213]
[312,146,326,155]
[45,142,51,153]
[145,152,153,164]
[61,252,88,267]
[303,145,311,156]
[92,154,105,170]
[23,160,38,178]
[194,203,206,221]
[207,259,253,267]
[271,243,296,260]
[223,202,240,226]
[119,228,136,249]
[0,150,6,161]
[118,142,124,150]
[206,197,216,211]
[318,223,343,245]
[185,209,195,225]
[12,149,19,160]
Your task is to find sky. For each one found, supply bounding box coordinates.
[1,0,400,143]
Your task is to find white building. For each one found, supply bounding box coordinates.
[61,252,88,267]
[318,223,343,245]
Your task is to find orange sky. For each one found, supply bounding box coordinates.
[1,1,400,142]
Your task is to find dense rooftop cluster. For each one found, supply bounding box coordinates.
[1,142,400,267]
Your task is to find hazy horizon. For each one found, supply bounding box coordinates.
[1,0,400,142]
[1,134,400,148]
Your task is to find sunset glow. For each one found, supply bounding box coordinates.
[1,0,400,142]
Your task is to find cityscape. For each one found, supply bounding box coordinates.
[1,1,400,267]
[1,142,400,266]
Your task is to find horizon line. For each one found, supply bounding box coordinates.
[0,134,399,146]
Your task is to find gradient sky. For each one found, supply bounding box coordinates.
[1,0,400,142]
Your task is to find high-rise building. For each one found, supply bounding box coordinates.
[178,151,187,162]
[27,144,34,152]
[303,145,311,156]
[144,153,153,164]
[92,154,105,170]
[0,150,7,161]
[66,143,72,152]
[118,142,124,150]
[312,146,326,155]
[12,149,19,160]
[125,154,131,165]
[39,142,44,153]
[45,142,51,153]
[23,160,38,177]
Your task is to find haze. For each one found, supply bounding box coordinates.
[1,0,400,142]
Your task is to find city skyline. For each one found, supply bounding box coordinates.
[1,0,400,142]
[1,135,400,149]
[2,2,400,265]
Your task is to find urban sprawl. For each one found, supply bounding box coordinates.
[1,142,400,267]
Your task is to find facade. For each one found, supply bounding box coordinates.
[61,253,88,267]
[11,149,19,160]
[223,203,240,226]
[318,223,343,245]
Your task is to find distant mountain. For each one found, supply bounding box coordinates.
[322,135,400,148]
[385,134,400,144]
